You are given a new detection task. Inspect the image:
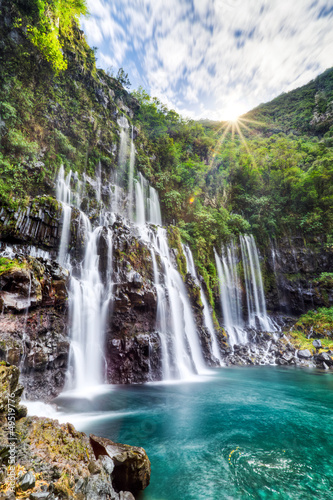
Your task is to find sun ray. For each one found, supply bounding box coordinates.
[209,122,232,168]
[235,121,257,167]
[238,117,266,127]
[231,122,235,141]
[212,120,229,138]
[237,120,252,133]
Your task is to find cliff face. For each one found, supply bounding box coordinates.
[264,237,333,316]
[0,252,69,401]
[1,199,333,400]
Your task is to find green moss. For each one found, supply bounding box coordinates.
[0,257,26,276]
[293,307,333,336]
[287,307,333,352]
[287,329,333,354]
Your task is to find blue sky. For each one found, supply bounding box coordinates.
[81,0,333,120]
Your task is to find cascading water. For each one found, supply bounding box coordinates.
[67,226,112,390]
[135,173,146,225]
[144,227,207,379]
[148,186,162,225]
[56,167,113,390]
[240,235,276,332]
[56,165,72,267]
[150,248,171,380]
[55,114,278,388]
[215,236,276,346]
[183,245,222,364]
[214,243,246,346]
[128,127,135,220]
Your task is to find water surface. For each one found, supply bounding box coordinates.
[53,367,333,499]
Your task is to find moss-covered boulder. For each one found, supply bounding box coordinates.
[0,365,150,500]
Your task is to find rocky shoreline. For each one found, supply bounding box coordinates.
[222,332,333,370]
[0,363,151,500]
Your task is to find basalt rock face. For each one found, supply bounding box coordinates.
[265,237,333,315]
[105,222,162,383]
[0,197,62,252]
[0,364,150,500]
[0,257,69,401]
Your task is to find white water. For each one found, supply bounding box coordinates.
[54,120,277,390]
[128,127,135,220]
[148,186,162,225]
[143,227,207,379]
[56,165,72,267]
[184,245,222,364]
[135,173,146,225]
[214,244,246,346]
[240,235,275,332]
[151,249,171,380]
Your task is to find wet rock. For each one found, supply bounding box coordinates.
[107,333,162,384]
[298,349,313,359]
[90,434,151,493]
[0,257,69,401]
[265,238,333,315]
[315,351,333,366]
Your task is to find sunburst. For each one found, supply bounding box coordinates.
[208,114,267,169]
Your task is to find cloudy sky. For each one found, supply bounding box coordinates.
[81,0,333,120]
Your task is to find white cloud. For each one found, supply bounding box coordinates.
[81,0,333,119]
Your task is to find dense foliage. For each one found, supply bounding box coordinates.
[132,81,333,253]
[0,0,135,208]
[1,0,333,302]
[13,0,87,71]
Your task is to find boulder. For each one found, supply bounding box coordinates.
[90,434,151,493]
[312,339,322,349]
[297,349,313,359]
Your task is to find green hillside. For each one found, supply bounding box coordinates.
[0,0,332,290]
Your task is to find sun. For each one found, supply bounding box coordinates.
[223,110,240,123]
[209,108,268,170]
[221,103,245,123]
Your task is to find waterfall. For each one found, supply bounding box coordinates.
[240,235,276,332]
[95,161,102,203]
[214,244,246,346]
[55,165,114,390]
[56,165,72,267]
[148,186,162,225]
[144,227,207,379]
[183,245,222,364]
[117,116,129,211]
[128,127,135,220]
[54,114,284,387]
[151,249,171,379]
[135,173,147,225]
[215,236,276,345]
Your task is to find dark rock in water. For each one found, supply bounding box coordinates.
[107,333,162,384]
[90,434,151,493]
[298,349,313,359]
